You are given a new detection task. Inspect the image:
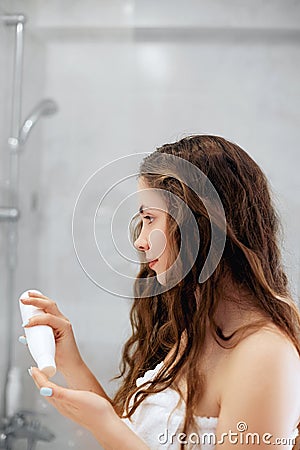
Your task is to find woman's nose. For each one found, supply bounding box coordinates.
[134,233,149,251]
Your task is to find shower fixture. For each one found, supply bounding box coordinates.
[8,99,59,152]
[18,99,58,146]
[0,13,57,449]
[0,14,26,25]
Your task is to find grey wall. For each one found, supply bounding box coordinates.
[1,1,300,449]
[0,0,45,425]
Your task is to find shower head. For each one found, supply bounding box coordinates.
[18,99,58,146]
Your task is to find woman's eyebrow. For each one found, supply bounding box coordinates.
[139,205,146,214]
[139,205,157,214]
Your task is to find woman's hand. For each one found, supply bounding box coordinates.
[30,368,150,450]
[20,291,111,401]
[30,367,111,432]
[20,291,83,374]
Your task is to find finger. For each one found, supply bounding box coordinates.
[18,335,27,345]
[31,367,51,388]
[23,313,70,332]
[28,291,49,299]
[31,367,59,397]
[31,368,58,407]
[30,367,43,390]
[20,297,64,318]
[31,368,73,404]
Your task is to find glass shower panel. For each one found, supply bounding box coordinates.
[0,13,15,417]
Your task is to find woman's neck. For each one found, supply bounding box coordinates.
[195,282,267,338]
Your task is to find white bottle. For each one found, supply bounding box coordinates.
[19,289,56,378]
[6,366,22,417]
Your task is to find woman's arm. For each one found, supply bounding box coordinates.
[60,357,112,403]
[31,367,149,450]
[215,328,300,450]
[92,405,150,450]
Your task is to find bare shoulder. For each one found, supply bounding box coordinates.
[220,322,300,414]
[228,322,300,365]
[216,323,300,438]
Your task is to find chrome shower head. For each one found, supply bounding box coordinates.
[18,99,58,146]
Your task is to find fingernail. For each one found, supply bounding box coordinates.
[22,319,29,327]
[40,387,53,397]
[28,367,32,377]
[18,336,27,345]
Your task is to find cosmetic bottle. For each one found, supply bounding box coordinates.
[6,366,22,416]
[19,289,56,378]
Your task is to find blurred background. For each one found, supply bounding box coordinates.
[0,1,299,448]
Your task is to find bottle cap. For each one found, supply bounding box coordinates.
[37,355,56,378]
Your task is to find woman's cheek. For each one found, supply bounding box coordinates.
[148,228,167,259]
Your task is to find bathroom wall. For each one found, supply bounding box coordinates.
[0,0,47,440]
[0,1,13,409]
[37,3,300,447]
[1,1,299,449]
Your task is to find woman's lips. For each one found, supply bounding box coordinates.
[149,259,158,269]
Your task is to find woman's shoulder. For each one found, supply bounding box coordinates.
[222,322,300,394]
[225,322,300,369]
[217,323,300,432]
[232,322,299,359]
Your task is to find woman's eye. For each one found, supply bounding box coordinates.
[143,215,154,224]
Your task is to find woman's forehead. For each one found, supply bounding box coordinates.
[137,178,167,212]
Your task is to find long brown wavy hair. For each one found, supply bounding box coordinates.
[111,135,300,449]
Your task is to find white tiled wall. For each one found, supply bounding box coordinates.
[1,1,300,449]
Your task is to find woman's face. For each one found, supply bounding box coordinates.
[134,177,170,285]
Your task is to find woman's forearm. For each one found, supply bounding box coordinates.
[92,405,150,450]
[59,366,149,448]
[61,358,112,403]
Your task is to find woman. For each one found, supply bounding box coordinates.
[21,135,300,449]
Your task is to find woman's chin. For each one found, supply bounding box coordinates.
[156,271,167,286]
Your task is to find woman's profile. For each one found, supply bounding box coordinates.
[21,135,300,449]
